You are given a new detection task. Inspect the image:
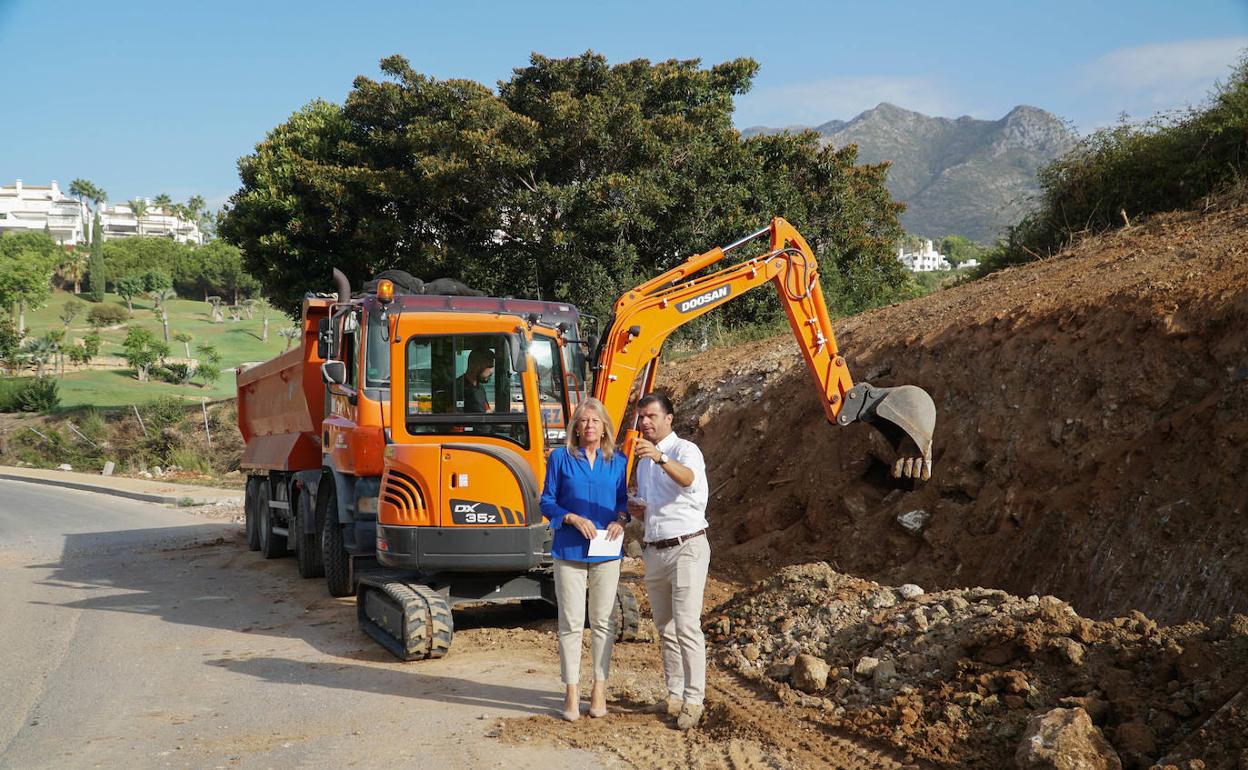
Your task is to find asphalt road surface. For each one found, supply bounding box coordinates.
[0,480,607,769]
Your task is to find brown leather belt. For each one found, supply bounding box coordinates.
[644,529,706,550]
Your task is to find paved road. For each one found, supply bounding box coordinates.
[0,481,607,769]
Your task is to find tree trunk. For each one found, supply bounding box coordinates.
[74,280,81,294]
[126,299,133,316]
[18,301,25,333]
[183,342,191,358]
[262,317,269,341]
[162,313,170,343]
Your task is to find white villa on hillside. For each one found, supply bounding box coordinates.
[0,180,205,246]
[0,180,91,245]
[99,201,203,245]
[897,239,951,272]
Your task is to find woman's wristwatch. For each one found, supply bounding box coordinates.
[616,514,629,525]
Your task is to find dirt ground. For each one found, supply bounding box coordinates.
[492,194,1248,768]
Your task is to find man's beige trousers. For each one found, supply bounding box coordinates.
[642,535,710,704]
[553,558,621,684]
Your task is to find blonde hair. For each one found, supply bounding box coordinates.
[566,397,616,460]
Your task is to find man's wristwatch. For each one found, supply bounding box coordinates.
[657,453,669,465]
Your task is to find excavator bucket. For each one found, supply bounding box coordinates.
[838,383,936,480]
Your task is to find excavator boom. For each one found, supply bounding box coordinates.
[592,218,935,480]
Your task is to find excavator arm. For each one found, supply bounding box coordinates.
[592,217,935,480]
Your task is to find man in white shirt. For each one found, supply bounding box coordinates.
[630,392,710,730]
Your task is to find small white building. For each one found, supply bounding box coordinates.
[99,200,203,245]
[0,180,91,245]
[897,239,951,272]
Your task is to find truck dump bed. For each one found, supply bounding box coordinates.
[236,298,333,472]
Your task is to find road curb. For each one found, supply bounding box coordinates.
[0,471,242,506]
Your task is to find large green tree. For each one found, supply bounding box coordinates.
[0,231,61,331]
[222,53,907,322]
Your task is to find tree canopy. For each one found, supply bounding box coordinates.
[222,52,907,322]
[0,231,61,323]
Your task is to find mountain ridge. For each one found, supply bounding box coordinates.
[742,103,1076,242]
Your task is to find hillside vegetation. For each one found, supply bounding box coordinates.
[982,56,1248,273]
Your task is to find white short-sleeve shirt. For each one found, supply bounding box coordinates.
[636,431,709,541]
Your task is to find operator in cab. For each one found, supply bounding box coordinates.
[456,349,494,413]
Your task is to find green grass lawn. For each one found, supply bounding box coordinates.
[20,290,297,408]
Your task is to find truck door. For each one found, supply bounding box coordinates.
[324,307,362,475]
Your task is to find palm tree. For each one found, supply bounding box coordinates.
[173,331,193,359]
[129,199,148,236]
[278,327,300,351]
[186,195,205,221]
[152,193,172,211]
[150,288,177,342]
[60,249,89,294]
[22,336,55,378]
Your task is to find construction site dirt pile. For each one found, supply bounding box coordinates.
[709,563,1248,769]
[661,194,1248,626]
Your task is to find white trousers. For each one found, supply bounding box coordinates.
[553,558,621,685]
[642,535,710,705]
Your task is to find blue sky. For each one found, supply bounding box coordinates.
[1,0,1245,209]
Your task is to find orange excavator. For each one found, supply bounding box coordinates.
[238,218,934,661]
[593,217,933,481]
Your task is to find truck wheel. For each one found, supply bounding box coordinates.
[319,479,352,597]
[294,489,324,579]
[611,582,643,642]
[244,476,261,551]
[258,483,287,559]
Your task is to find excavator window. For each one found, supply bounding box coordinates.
[404,333,531,449]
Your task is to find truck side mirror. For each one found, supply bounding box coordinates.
[317,317,332,360]
[321,360,347,385]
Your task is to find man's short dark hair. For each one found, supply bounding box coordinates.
[637,392,674,417]
[467,348,494,371]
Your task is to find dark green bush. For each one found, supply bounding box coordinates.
[11,377,60,413]
[87,303,129,327]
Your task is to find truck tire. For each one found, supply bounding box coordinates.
[318,478,352,597]
[610,582,643,642]
[294,488,324,579]
[244,476,261,551]
[258,482,287,559]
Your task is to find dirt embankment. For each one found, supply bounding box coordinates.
[661,196,1248,627]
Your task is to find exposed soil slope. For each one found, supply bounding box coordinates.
[661,195,1248,626]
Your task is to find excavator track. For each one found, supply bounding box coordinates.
[357,578,454,661]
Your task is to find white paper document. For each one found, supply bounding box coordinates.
[587,528,624,557]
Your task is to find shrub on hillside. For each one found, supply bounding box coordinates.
[140,395,189,431]
[87,304,129,327]
[0,377,61,413]
[981,53,1248,273]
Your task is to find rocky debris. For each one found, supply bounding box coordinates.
[1015,708,1121,770]
[791,653,829,693]
[707,562,1248,769]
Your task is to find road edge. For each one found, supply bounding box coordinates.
[0,471,242,507]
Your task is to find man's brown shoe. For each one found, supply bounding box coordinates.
[675,703,704,730]
[648,696,682,717]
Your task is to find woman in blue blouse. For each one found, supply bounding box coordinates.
[540,397,628,721]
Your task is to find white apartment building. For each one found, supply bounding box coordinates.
[0,179,91,245]
[896,239,951,272]
[99,201,203,245]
